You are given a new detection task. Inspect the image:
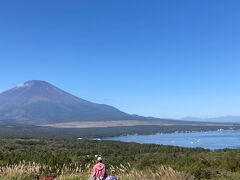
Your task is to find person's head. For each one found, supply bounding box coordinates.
[97,156,102,163]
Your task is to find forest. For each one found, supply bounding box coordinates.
[1,137,240,179]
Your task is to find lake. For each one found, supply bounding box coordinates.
[105,130,240,150]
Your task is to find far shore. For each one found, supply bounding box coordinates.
[40,120,175,128]
[39,120,238,129]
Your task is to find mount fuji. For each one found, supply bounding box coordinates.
[0,80,155,125]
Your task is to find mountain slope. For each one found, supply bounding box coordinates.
[0,80,143,124]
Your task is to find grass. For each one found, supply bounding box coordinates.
[0,161,194,180]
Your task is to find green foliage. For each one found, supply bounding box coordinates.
[0,138,240,179]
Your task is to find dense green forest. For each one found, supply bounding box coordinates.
[1,138,240,179]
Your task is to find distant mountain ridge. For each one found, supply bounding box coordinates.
[0,80,153,125]
[182,116,240,123]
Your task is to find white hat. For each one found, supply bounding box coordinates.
[97,156,102,162]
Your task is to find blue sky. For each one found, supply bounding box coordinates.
[0,0,240,118]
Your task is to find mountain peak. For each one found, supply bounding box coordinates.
[24,80,49,84]
[14,80,52,89]
[0,80,135,124]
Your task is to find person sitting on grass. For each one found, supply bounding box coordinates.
[92,156,108,180]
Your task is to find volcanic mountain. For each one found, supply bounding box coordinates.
[0,80,151,125]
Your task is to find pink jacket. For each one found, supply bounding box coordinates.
[92,162,107,179]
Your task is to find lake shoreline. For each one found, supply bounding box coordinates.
[103,129,240,150]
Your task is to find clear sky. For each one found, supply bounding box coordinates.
[0,0,240,119]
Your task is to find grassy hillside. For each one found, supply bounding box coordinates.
[1,138,240,179]
[0,162,194,180]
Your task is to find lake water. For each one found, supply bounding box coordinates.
[105,130,240,150]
